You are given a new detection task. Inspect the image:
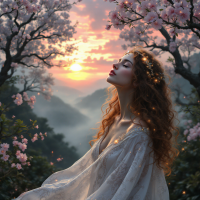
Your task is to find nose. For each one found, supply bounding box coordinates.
[113,63,118,69]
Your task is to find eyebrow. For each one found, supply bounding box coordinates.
[118,58,133,65]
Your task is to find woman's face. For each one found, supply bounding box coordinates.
[107,53,135,89]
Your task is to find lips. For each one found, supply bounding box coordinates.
[109,70,116,75]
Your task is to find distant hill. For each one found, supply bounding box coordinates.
[30,93,89,128]
[52,85,84,105]
[74,88,108,112]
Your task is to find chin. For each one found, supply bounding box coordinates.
[106,77,114,84]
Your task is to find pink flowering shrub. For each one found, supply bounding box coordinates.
[0,101,47,180]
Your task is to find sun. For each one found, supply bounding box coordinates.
[70,64,82,71]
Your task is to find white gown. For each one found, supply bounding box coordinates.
[15,126,170,200]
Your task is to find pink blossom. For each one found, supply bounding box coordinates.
[148,0,157,10]
[160,10,168,20]
[39,132,43,136]
[28,95,36,108]
[169,41,177,52]
[26,34,31,40]
[177,8,190,22]
[11,62,18,69]
[13,136,17,140]
[12,95,16,98]
[23,92,29,101]
[11,163,16,168]
[166,7,176,17]
[187,135,191,141]
[21,135,24,139]
[31,137,37,142]
[141,1,148,11]
[169,28,176,36]
[41,136,44,140]
[1,143,9,151]
[14,93,23,106]
[105,25,111,30]
[1,154,10,161]
[190,132,197,140]
[18,143,27,152]
[152,50,159,56]
[16,163,22,170]
[50,162,54,165]
[27,162,31,166]
[113,19,125,30]
[44,132,47,136]
[116,2,125,11]
[174,2,181,9]
[183,129,189,136]
[13,141,18,146]
[35,125,39,129]
[21,162,27,165]
[109,10,118,21]
[57,158,63,162]
[12,115,15,118]
[34,133,38,137]
[16,150,21,156]
[0,148,6,155]
[22,138,28,144]
[151,18,163,30]
[17,153,27,163]
[144,12,158,23]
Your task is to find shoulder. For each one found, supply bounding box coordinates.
[133,118,148,128]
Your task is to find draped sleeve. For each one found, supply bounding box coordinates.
[15,127,169,200]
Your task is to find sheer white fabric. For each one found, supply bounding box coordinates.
[15,126,169,200]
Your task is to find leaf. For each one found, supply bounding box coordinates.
[159,9,163,11]
[175,33,178,37]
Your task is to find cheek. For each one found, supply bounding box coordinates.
[121,69,133,78]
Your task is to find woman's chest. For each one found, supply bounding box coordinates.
[99,125,131,155]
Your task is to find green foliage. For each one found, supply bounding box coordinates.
[167,56,175,63]
[166,133,200,200]
[165,87,200,200]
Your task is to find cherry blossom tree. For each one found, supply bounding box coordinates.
[0,0,80,88]
[104,0,200,99]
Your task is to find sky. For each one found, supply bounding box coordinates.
[48,0,171,96]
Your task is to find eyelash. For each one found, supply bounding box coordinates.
[117,61,128,68]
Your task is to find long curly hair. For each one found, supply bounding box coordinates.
[89,46,180,176]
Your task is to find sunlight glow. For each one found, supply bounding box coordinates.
[66,72,89,81]
[70,64,82,71]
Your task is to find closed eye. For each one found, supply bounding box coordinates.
[123,65,128,68]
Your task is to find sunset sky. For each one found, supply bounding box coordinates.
[49,0,170,95]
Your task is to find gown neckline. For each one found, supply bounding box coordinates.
[98,125,149,156]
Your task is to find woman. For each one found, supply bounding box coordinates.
[15,46,180,200]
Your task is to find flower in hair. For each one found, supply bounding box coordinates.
[126,50,165,85]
